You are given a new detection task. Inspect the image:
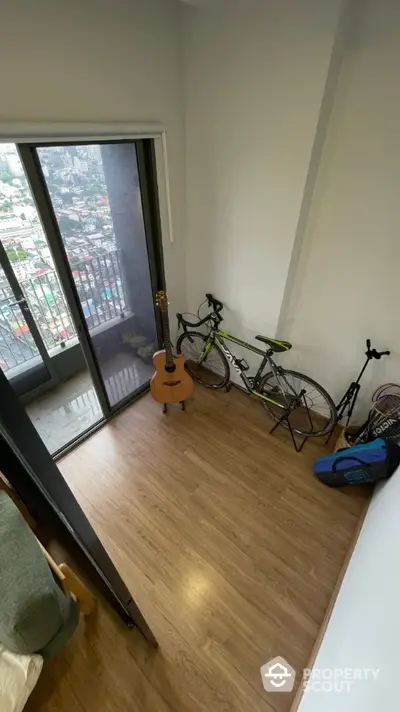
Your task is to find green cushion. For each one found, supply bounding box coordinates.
[39,594,79,662]
[0,492,78,659]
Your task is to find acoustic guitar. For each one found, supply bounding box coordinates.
[151,291,193,411]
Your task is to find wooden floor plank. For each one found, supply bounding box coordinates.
[26,387,369,712]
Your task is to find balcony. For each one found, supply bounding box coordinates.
[26,369,103,453]
[0,248,128,375]
[1,248,154,454]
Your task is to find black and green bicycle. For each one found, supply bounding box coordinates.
[176,294,337,443]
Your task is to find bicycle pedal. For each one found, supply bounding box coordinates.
[225,384,232,392]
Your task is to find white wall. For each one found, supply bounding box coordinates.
[298,469,400,711]
[279,0,400,416]
[183,0,344,368]
[0,0,186,326]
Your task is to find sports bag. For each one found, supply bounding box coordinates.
[313,438,400,487]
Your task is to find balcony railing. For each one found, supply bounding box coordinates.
[0,302,39,372]
[0,249,127,373]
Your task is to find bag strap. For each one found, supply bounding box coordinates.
[332,455,369,473]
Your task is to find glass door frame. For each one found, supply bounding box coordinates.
[0,238,59,397]
[18,139,165,428]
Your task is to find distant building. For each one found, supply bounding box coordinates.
[87,145,101,160]
[12,259,36,281]
[5,153,23,177]
[0,215,33,242]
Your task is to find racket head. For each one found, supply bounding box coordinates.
[373,383,400,402]
[369,393,400,438]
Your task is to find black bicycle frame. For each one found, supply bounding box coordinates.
[188,314,321,453]
[207,328,288,408]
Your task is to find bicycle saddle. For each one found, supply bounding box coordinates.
[255,335,292,353]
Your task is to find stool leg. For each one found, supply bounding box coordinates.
[59,563,96,616]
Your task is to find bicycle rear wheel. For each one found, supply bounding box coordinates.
[259,369,337,437]
[177,331,229,388]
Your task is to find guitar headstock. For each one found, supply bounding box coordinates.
[155,290,169,312]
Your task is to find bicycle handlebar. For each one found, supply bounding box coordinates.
[177,293,224,329]
[177,312,212,328]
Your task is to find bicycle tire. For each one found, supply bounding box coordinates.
[259,369,337,437]
[177,331,230,389]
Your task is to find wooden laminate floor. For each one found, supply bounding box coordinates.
[27,387,369,712]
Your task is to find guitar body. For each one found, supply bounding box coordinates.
[151,350,194,404]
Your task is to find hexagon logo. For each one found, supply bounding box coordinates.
[261,656,296,693]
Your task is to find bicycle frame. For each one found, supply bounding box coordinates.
[204,328,292,409]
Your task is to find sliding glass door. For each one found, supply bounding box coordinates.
[0,253,54,390]
[0,145,57,395]
[4,137,164,454]
[35,142,157,409]
[0,143,105,453]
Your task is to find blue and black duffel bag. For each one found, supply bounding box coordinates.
[313,438,400,487]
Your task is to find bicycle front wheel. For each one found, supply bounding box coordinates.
[259,369,337,437]
[177,331,230,389]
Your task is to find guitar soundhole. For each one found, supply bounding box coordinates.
[165,363,176,374]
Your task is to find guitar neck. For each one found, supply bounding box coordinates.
[161,308,173,365]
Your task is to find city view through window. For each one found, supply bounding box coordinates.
[0,144,128,375]
[1,140,158,454]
